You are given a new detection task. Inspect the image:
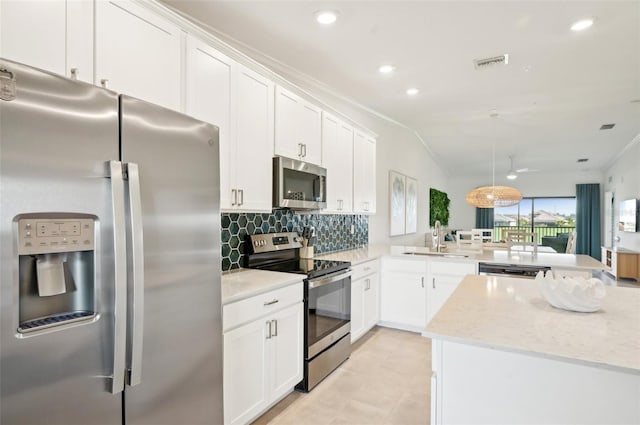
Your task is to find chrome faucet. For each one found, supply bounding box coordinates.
[433,220,442,252]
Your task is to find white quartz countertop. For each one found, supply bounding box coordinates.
[221,269,303,305]
[316,244,390,264]
[425,274,640,374]
[317,244,606,270]
[224,244,605,304]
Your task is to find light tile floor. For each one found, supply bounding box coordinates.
[253,327,431,425]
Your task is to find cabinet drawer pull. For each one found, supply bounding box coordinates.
[263,299,279,306]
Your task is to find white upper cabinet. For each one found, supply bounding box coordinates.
[184,35,235,209]
[275,86,322,165]
[0,0,93,83]
[95,0,181,111]
[184,35,273,212]
[353,131,377,214]
[321,113,354,213]
[233,65,275,212]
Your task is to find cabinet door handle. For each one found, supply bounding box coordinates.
[231,189,237,206]
[263,299,279,306]
[100,78,109,88]
[298,143,303,157]
[432,277,436,289]
[302,144,307,158]
[70,68,79,80]
[271,319,278,337]
[266,321,272,339]
[238,189,244,206]
[421,277,425,288]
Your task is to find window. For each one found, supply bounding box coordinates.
[494,197,576,252]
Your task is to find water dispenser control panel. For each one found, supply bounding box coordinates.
[18,218,95,255]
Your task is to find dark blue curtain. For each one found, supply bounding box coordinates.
[475,208,494,229]
[576,183,601,260]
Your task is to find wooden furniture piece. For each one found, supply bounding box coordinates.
[601,246,640,281]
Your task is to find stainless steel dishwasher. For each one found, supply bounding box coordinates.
[478,262,551,279]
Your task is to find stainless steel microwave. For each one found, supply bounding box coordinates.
[273,156,327,210]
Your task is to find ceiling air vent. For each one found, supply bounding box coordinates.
[577,158,589,163]
[600,123,615,130]
[473,54,509,69]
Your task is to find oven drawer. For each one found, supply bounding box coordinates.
[223,282,303,331]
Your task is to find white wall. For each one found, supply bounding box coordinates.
[448,170,604,230]
[604,139,640,251]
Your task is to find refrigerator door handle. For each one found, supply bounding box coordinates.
[109,161,127,394]
[126,163,144,387]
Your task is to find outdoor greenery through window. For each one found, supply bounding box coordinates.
[494,197,576,253]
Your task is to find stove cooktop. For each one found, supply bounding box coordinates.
[252,258,350,279]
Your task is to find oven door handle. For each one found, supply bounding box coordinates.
[308,270,352,289]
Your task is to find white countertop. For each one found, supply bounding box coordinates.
[315,244,389,264]
[221,268,303,305]
[425,274,640,374]
[317,244,606,270]
[223,244,606,304]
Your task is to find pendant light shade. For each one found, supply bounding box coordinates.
[466,112,523,208]
[466,185,523,208]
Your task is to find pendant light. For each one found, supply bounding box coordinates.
[466,113,523,208]
[506,155,518,180]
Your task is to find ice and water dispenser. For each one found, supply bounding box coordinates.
[16,214,97,334]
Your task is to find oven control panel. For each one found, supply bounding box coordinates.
[248,232,303,253]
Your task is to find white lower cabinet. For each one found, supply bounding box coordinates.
[350,260,380,343]
[379,258,427,331]
[426,260,477,324]
[223,284,303,425]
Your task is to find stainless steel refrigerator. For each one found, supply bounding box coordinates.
[0,58,223,425]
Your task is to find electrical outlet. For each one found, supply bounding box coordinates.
[350,224,355,234]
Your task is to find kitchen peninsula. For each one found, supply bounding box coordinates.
[425,275,640,425]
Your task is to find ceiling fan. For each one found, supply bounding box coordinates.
[506,155,539,180]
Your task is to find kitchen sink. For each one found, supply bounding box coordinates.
[403,251,469,258]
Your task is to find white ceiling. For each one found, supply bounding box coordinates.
[162,0,640,177]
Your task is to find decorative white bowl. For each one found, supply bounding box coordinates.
[535,270,606,313]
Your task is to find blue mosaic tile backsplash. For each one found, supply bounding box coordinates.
[221,211,368,271]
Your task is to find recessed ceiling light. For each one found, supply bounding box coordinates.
[378,65,395,74]
[406,88,419,96]
[315,11,337,25]
[571,19,593,31]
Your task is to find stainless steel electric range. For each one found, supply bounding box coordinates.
[245,232,351,392]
